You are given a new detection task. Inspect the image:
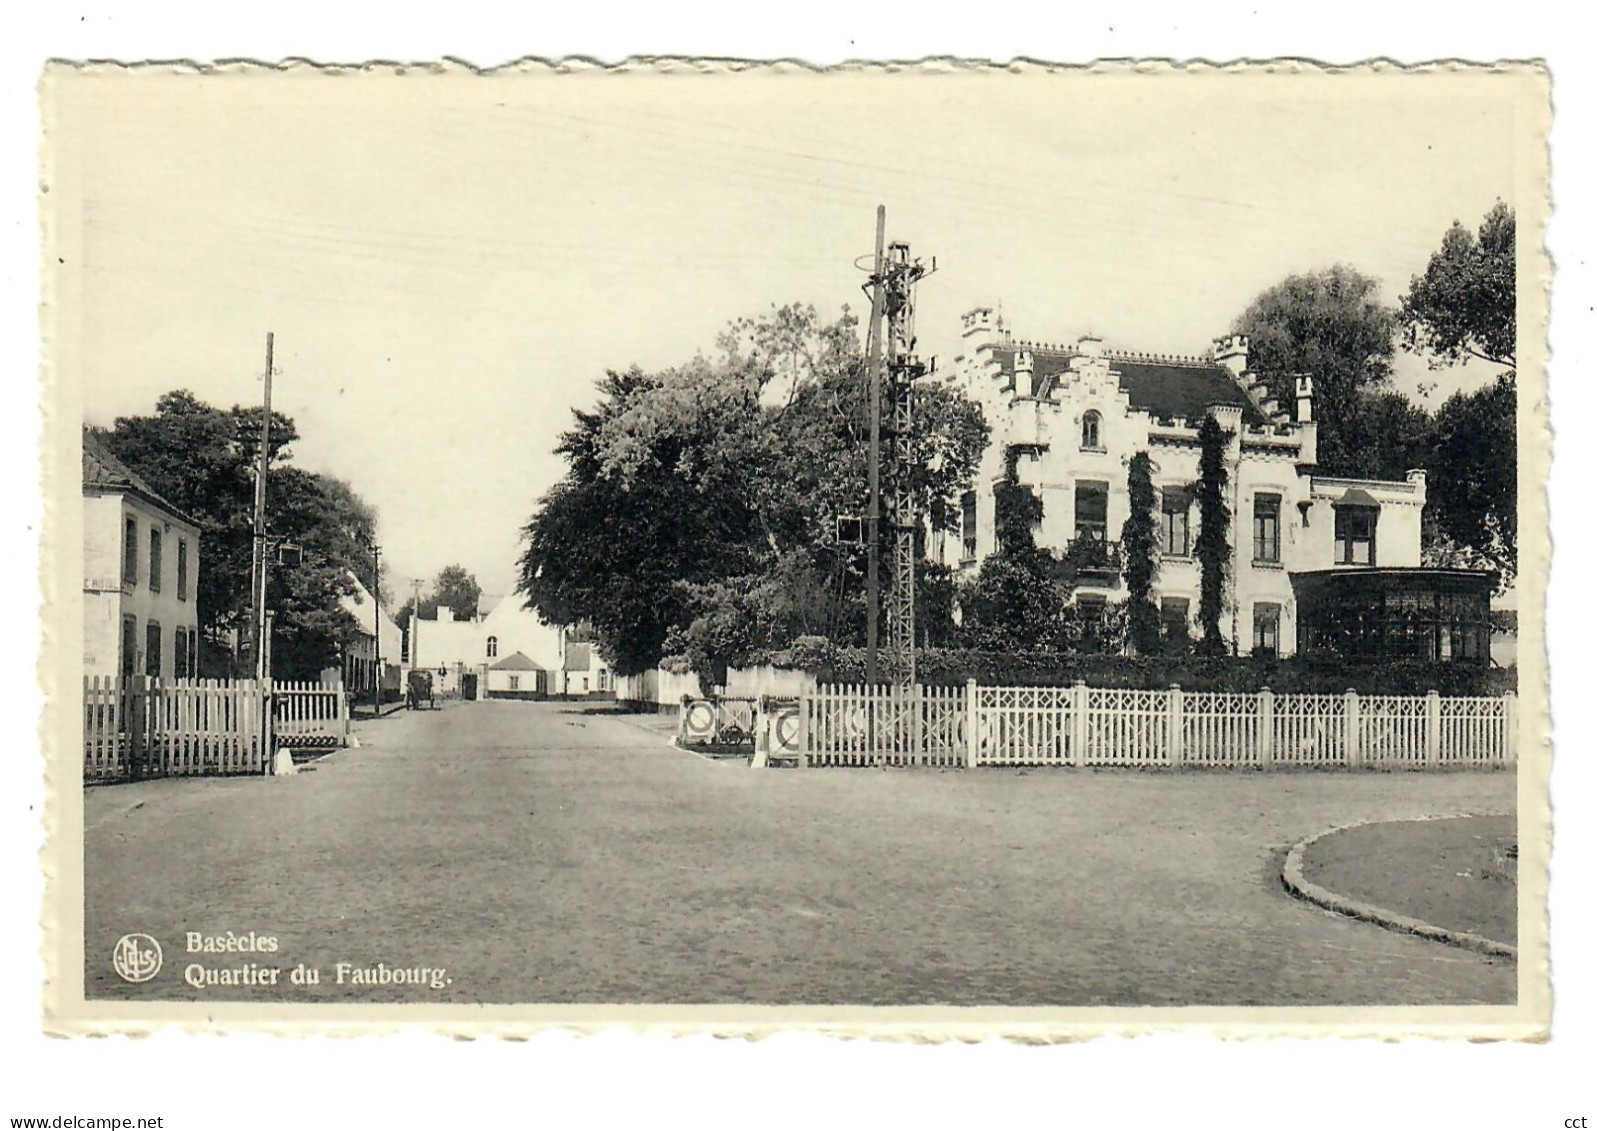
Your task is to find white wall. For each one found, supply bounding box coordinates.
[84,490,201,678]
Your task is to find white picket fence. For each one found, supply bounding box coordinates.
[83,675,350,781]
[786,681,1516,771]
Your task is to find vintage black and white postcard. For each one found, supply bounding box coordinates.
[38,60,1550,1039]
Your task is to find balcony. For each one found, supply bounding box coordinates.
[1063,536,1123,586]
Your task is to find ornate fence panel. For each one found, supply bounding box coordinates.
[679,696,760,752]
[1360,695,1431,768]
[805,684,873,767]
[975,686,1072,766]
[802,685,964,767]
[1179,691,1262,767]
[788,681,1515,772]
[756,697,804,766]
[916,685,968,768]
[1084,687,1170,767]
[1271,694,1348,768]
[1438,695,1512,767]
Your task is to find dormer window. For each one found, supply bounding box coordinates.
[1334,507,1377,565]
[1081,411,1103,451]
[1332,488,1379,566]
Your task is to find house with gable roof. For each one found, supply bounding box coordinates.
[937,307,1495,662]
[82,428,203,679]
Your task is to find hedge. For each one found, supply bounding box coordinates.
[783,646,1515,697]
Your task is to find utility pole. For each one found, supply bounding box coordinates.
[863,207,887,688]
[409,578,425,668]
[883,240,930,690]
[372,543,383,716]
[249,332,274,681]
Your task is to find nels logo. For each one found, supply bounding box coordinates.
[112,933,163,983]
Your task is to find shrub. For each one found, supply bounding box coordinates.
[798,647,1514,696]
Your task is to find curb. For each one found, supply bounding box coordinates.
[1281,813,1517,961]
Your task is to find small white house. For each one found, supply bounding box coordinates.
[485,651,545,698]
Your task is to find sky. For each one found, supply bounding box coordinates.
[50,65,1530,598]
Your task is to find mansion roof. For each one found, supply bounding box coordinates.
[990,345,1269,427]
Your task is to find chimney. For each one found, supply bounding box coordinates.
[439,606,454,624]
[1205,403,1244,458]
[961,306,997,342]
[1406,468,1428,505]
[1212,334,1249,377]
[1076,334,1104,360]
[1014,349,1036,397]
[1295,375,1314,422]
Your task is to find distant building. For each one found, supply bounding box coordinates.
[486,651,545,698]
[410,593,564,696]
[82,430,202,679]
[553,640,614,699]
[336,573,404,695]
[939,308,1495,661]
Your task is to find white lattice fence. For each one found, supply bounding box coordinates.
[1085,688,1170,766]
[976,686,1072,766]
[1360,695,1430,767]
[917,685,969,768]
[789,681,1516,772]
[1438,696,1513,767]
[1180,691,1261,767]
[1272,694,1348,768]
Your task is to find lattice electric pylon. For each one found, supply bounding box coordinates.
[883,241,931,689]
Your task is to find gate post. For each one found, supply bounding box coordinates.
[1069,680,1088,768]
[1344,689,1362,770]
[126,675,147,781]
[1503,690,1517,767]
[261,677,275,776]
[1258,688,1275,771]
[797,679,813,769]
[1425,689,1442,768]
[965,679,979,769]
[1167,685,1184,769]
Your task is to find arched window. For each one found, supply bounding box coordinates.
[486,636,498,658]
[1081,410,1103,450]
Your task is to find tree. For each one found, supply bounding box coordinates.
[1120,451,1161,655]
[1400,203,1517,585]
[1194,416,1232,657]
[518,305,988,676]
[1338,391,1436,483]
[1400,201,1515,372]
[98,390,379,678]
[1425,373,1516,586]
[431,566,481,621]
[1230,265,1400,475]
[959,446,1065,650]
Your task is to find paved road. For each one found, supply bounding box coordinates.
[84,698,1517,1006]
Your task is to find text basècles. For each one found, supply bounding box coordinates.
[185,931,279,954]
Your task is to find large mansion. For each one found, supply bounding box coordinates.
[938,307,1493,662]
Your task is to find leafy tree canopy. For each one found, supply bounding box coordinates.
[518,304,989,677]
[96,390,380,678]
[1230,264,1400,476]
[400,565,484,626]
[1400,201,1515,372]
[1423,373,1516,587]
